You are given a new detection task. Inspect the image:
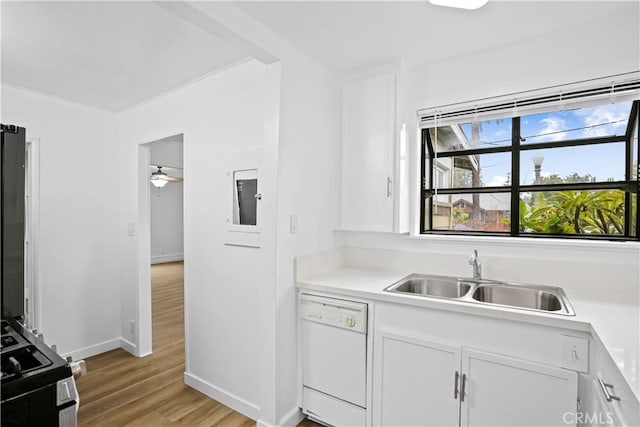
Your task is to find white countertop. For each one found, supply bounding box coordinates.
[296,267,640,401]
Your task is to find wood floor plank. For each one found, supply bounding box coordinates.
[76,262,256,427]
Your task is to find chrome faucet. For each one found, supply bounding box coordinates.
[468,249,482,280]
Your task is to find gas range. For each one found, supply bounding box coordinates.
[1,318,79,426]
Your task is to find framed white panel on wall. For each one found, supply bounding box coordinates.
[225,146,263,248]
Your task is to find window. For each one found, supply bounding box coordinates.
[421,92,640,240]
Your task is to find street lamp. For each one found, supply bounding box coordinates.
[533,155,544,184]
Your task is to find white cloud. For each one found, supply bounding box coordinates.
[574,102,631,138]
[486,175,509,186]
[538,117,568,141]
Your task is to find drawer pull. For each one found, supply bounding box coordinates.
[598,378,620,402]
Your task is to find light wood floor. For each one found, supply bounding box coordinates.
[76,261,255,426]
[76,261,319,427]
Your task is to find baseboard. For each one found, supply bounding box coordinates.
[151,253,184,264]
[120,337,137,356]
[62,338,120,361]
[256,407,303,427]
[184,372,260,420]
[280,407,304,427]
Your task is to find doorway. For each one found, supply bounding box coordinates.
[137,134,184,356]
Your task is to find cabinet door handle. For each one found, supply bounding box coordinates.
[598,378,621,402]
[386,177,392,198]
[461,374,467,402]
[454,371,459,399]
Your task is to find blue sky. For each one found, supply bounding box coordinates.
[458,101,634,186]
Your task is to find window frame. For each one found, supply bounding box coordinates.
[420,100,640,241]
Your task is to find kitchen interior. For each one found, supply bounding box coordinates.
[1,1,639,426]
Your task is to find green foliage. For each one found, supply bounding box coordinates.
[452,207,469,226]
[539,173,595,185]
[518,190,625,235]
[503,171,627,235]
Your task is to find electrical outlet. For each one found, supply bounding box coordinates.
[561,335,589,373]
[129,320,136,336]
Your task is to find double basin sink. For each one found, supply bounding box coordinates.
[384,274,575,315]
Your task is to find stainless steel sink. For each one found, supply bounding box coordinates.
[391,275,472,299]
[471,284,574,315]
[384,274,575,316]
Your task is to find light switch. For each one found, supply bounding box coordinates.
[290,214,298,234]
[561,335,589,373]
[127,222,135,237]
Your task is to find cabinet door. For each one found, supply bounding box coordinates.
[591,341,640,427]
[373,330,461,427]
[341,73,395,232]
[460,349,578,427]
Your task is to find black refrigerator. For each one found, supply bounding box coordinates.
[0,124,26,320]
[1,124,80,426]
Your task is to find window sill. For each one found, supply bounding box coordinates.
[404,232,640,254]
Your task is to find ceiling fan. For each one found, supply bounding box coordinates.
[150,165,183,188]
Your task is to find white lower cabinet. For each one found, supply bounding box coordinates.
[373,330,578,427]
[584,339,640,427]
[374,331,460,426]
[460,348,577,426]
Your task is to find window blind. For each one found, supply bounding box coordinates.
[418,72,640,128]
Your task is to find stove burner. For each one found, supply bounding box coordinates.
[1,345,52,380]
[1,335,18,349]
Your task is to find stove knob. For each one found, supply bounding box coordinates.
[345,317,356,328]
[7,356,22,376]
[70,360,87,378]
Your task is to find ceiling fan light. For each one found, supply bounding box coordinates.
[429,0,489,10]
[150,176,169,188]
[150,166,170,188]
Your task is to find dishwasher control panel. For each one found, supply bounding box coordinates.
[299,294,367,334]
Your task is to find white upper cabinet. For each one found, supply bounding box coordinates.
[341,72,396,232]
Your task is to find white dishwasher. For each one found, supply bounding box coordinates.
[299,294,368,426]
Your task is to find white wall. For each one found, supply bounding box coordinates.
[117,59,276,418]
[150,139,183,264]
[150,182,183,263]
[410,5,640,110]
[273,55,341,422]
[1,84,121,358]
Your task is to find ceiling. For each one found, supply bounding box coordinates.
[2,1,637,111]
[1,1,247,111]
[235,1,637,71]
